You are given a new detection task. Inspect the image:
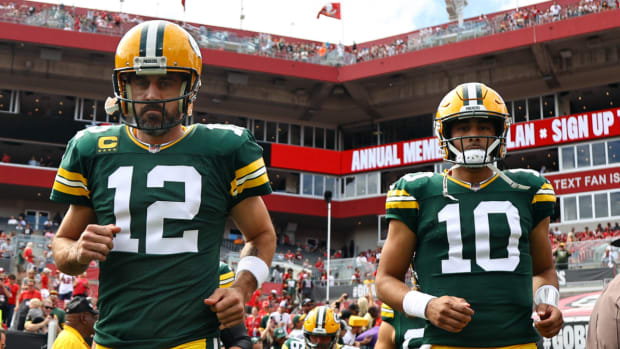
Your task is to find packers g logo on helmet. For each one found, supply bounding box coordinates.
[110,20,202,130]
[434,82,511,168]
[303,306,340,349]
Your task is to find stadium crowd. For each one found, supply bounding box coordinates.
[0,0,618,66]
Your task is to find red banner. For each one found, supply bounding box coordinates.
[544,166,620,195]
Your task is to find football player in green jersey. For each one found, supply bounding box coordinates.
[376,82,563,348]
[283,305,356,349]
[50,20,276,349]
[376,303,425,349]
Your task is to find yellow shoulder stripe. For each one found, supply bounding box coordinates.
[52,181,90,198]
[220,271,234,282]
[541,183,554,190]
[230,173,269,197]
[235,158,265,179]
[532,194,556,204]
[387,189,410,197]
[386,201,419,209]
[58,167,88,186]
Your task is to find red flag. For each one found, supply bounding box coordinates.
[317,3,341,19]
[181,0,186,11]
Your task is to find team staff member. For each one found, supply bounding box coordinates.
[52,296,99,349]
[376,82,563,347]
[51,20,276,349]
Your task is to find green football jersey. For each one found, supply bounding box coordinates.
[283,337,304,349]
[50,124,271,348]
[386,170,555,347]
[380,303,425,349]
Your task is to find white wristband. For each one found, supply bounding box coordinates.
[534,285,559,308]
[236,256,269,287]
[402,290,436,320]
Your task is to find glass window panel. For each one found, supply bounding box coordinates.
[563,196,577,221]
[326,129,336,150]
[542,95,555,118]
[285,173,300,194]
[325,177,335,197]
[269,170,287,192]
[344,177,355,198]
[527,97,541,120]
[277,123,289,144]
[594,193,608,218]
[576,144,590,168]
[253,120,265,141]
[266,121,277,142]
[611,191,620,217]
[578,195,593,220]
[315,127,325,148]
[314,175,324,196]
[290,125,301,145]
[302,174,312,195]
[561,147,575,170]
[608,140,620,164]
[367,172,378,194]
[513,99,527,123]
[303,127,313,147]
[356,174,367,196]
[592,142,606,166]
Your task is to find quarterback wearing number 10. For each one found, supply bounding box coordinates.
[50,20,276,349]
[376,82,563,348]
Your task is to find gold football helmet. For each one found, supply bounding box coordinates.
[303,306,340,349]
[110,20,202,130]
[434,82,510,167]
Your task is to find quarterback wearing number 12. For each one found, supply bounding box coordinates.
[50,20,276,349]
[376,82,563,348]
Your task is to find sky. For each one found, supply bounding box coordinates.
[28,0,549,44]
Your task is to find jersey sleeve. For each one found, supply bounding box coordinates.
[385,176,420,234]
[219,262,235,288]
[380,303,395,324]
[531,175,556,226]
[229,130,272,207]
[50,131,92,207]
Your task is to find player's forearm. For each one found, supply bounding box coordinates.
[375,272,411,313]
[532,266,559,296]
[52,236,89,275]
[234,229,276,301]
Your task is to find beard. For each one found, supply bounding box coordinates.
[136,103,182,135]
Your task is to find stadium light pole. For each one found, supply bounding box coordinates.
[324,190,332,302]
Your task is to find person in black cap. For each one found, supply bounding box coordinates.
[52,296,98,349]
[587,238,620,347]
[301,298,314,316]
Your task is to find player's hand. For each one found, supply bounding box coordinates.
[75,224,119,265]
[534,303,563,338]
[425,296,474,333]
[204,286,246,329]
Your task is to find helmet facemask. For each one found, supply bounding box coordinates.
[113,67,199,135]
[436,112,509,168]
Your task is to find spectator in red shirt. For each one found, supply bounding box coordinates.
[333,250,342,259]
[23,242,35,268]
[284,250,295,261]
[246,288,261,312]
[73,273,89,297]
[314,257,324,272]
[17,278,41,311]
[40,268,50,290]
[4,273,19,326]
[245,306,261,337]
[295,249,303,262]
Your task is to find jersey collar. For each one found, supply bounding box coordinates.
[445,173,499,191]
[125,124,195,153]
